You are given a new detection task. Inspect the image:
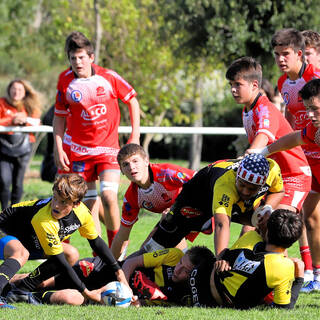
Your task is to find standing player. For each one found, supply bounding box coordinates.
[53,31,141,247]
[302,30,320,69]
[225,56,312,278]
[271,28,320,286]
[111,144,195,259]
[249,79,320,292]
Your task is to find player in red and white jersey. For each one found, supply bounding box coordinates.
[111,144,195,260]
[272,28,320,284]
[226,56,313,279]
[53,31,140,247]
[249,79,320,292]
[226,57,311,213]
[241,94,311,207]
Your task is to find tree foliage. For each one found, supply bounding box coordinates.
[157,0,320,79]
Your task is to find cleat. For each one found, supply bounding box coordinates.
[300,280,320,293]
[0,296,16,309]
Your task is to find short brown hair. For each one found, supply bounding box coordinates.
[52,174,88,204]
[226,56,262,87]
[65,31,94,59]
[299,78,320,101]
[117,144,147,166]
[271,28,305,54]
[302,30,320,53]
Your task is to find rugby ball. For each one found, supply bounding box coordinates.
[101,281,132,308]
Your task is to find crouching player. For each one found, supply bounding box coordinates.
[0,174,130,308]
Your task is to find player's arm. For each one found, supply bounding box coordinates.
[122,255,144,282]
[53,114,69,171]
[245,133,269,155]
[111,224,132,260]
[247,131,304,156]
[126,96,140,145]
[213,213,231,256]
[88,236,131,290]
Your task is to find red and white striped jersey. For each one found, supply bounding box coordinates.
[242,94,309,178]
[54,64,137,161]
[121,163,195,227]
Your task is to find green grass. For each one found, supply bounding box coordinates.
[0,157,319,319]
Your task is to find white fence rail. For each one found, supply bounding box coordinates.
[0,125,246,135]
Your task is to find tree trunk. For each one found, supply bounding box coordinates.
[188,74,203,170]
[94,0,102,64]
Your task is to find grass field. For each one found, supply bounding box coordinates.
[1,156,319,319]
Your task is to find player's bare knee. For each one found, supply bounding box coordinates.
[62,243,79,266]
[53,289,84,305]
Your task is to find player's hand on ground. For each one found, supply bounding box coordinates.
[214,259,231,273]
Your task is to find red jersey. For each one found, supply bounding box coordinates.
[242,94,310,179]
[278,63,320,159]
[121,163,195,227]
[301,123,320,155]
[54,64,137,161]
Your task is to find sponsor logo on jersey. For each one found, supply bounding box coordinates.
[180,206,202,218]
[152,249,169,258]
[142,200,153,210]
[80,104,107,121]
[96,86,106,97]
[63,223,81,234]
[71,90,82,102]
[29,268,41,279]
[32,235,42,250]
[219,194,230,207]
[189,268,200,307]
[46,233,59,247]
[283,92,289,105]
[177,172,189,183]
[72,161,85,173]
[233,251,260,274]
[79,260,95,277]
[294,110,309,126]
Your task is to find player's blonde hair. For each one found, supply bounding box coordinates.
[52,174,88,204]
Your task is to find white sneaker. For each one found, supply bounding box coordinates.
[304,270,314,282]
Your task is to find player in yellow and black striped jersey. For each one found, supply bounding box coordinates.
[143,154,284,256]
[188,209,304,309]
[0,174,129,306]
[8,246,214,306]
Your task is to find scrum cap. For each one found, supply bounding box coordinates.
[237,154,269,186]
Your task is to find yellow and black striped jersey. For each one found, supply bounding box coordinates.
[212,158,283,219]
[216,231,295,308]
[0,198,98,256]
[172,158,283,225]
[140,248,192,305]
